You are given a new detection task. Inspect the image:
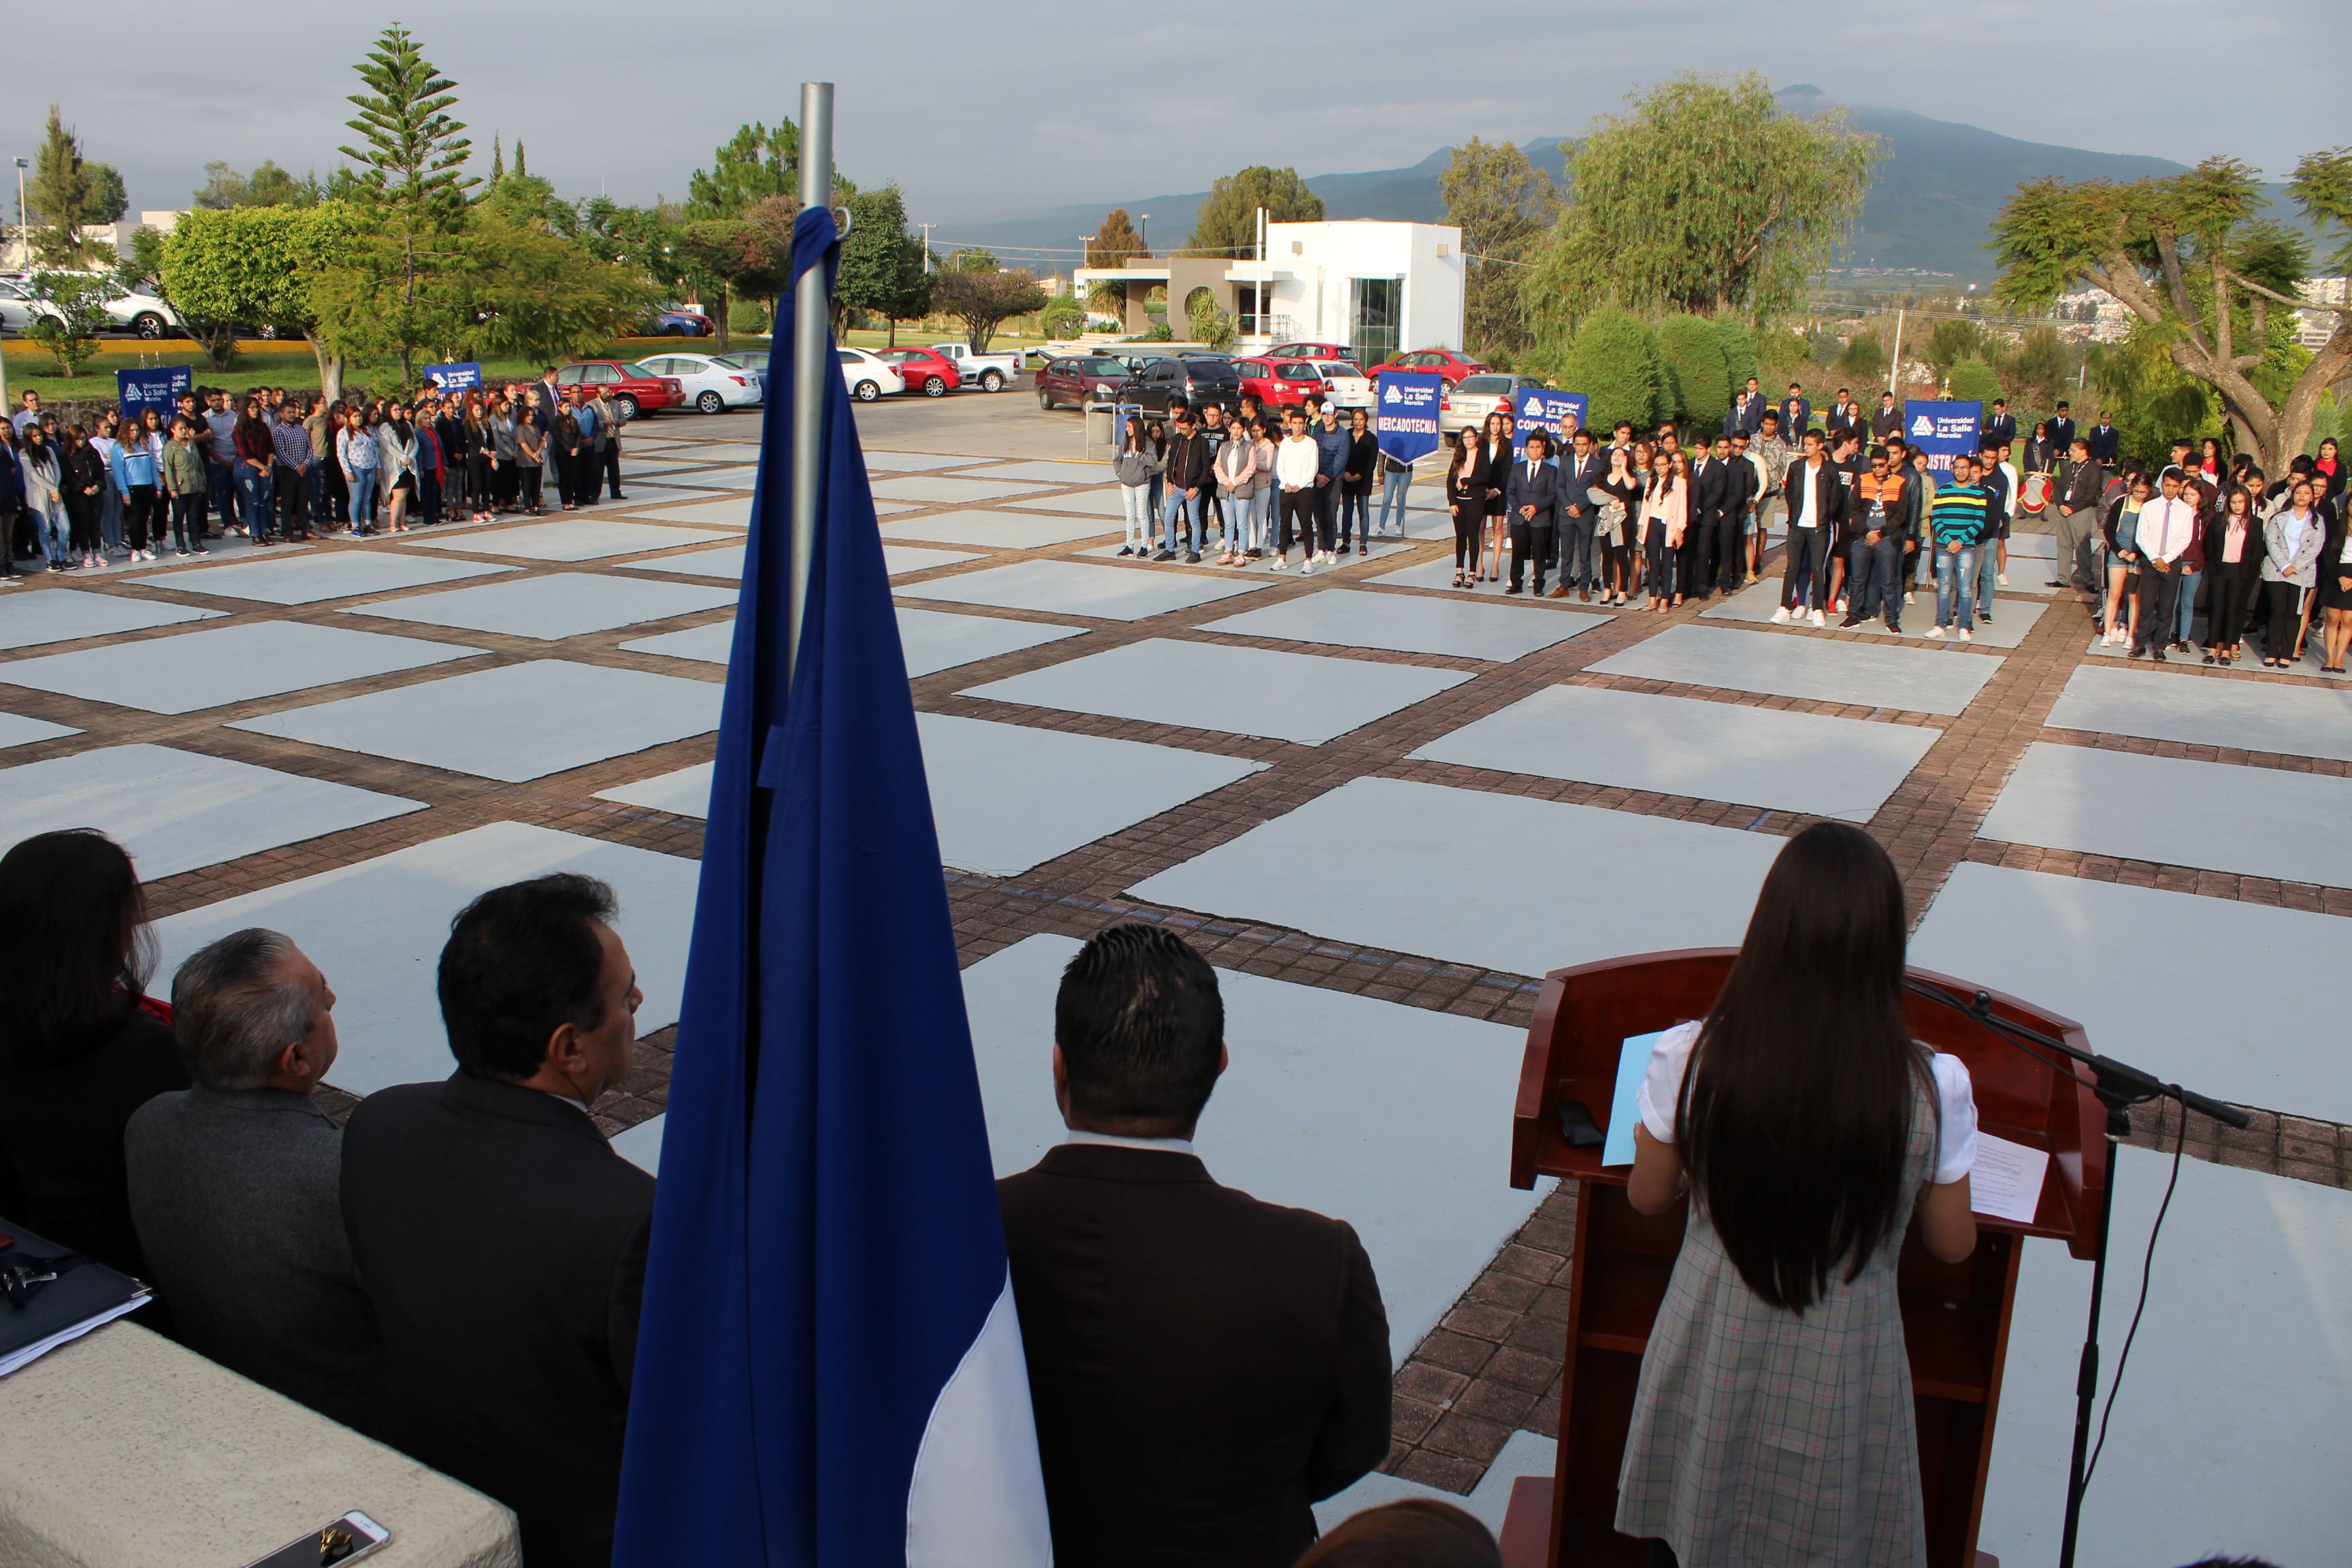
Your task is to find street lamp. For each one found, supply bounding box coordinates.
[1139,213,1149,252]
[11,157,25,267]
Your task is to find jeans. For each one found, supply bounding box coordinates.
[1976,532,2002,613]
[1934,544,1978,630]
[308,462,329,529]
[1781,525,1826,610]
[1226,487,1269,553]
[29,496,67,561]
[1377,468,1411,535]
[1558,514,1595,591]
[1340,488,1371,549]
[235,465,276,539]
[2174,566,2202,643]
[348,467,379,528]
[1160,489,1202,555]
[1119,483,1153,550]
[1848,535,1903,623]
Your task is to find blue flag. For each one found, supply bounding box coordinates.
[612,207,1051,1565]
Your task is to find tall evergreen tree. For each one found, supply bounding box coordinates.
[1439,138,1560,355]
[687,122,800,220]
[1183,167,1322,258]
[26,106,104,265]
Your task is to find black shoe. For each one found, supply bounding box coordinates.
[2153,648,2167,662]
[2129,646,2146,659]
[1978,610,1993,624]
[1884,620,1901,634]
[1504,584,1524,595]
[1115,546,1133,557]
[1183,551,1200,564]
[1840,614,1865,628]
[1150,549,1173,562]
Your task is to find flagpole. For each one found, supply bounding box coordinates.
[787,80,835,685]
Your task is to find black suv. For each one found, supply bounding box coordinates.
[1114,354,1243,414]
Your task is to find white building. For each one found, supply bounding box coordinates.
[1074,218,1465,364]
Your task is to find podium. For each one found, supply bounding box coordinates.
[1500,949,2104,1568]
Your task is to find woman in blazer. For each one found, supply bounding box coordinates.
[1592,444,1644,607]
[2312,487,2352,674]
[1213,418,1267,565]
[18,424,68,570]
[1338,407,1378,556]
[1479,412,1512,581]
[2260,477,2325,668]
[1640,450,1687,613]
[2202,486,2264,665]
[1446,428,1489,589]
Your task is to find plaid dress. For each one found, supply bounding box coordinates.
[1615,1075,1937,1566]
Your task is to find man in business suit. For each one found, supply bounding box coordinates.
[1686,437,1732,598]
[1503,430,1563,595]
[1550,427,1605,600]
[1870,391,1904,445]
[998,925,1390,1568]
[342,875,655,1568]
[127,929,386,1441]
[1825,387,1863,442]
[2048,400,2078,455]
[1780,382,1812,446]
[1720,431,1759,595]
[1983,399,2019,458]
[2086,409,2121,465]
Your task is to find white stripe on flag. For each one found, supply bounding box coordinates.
[905,1271,1055,1566]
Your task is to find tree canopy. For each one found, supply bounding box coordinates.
[687,121,801,220]
[1087,208,1147,270]
[163,204,364,393]
[933,267,1047,352]
[1184,167,1323,258]
[194,160,310,210]
[1991,149,2352,472]
[338,25,478,218]
[1525,73,1879,329]
[24,107,125,265]
[837,184,931,327]
[1439,138,1560,355]
[1561,308,1660,431]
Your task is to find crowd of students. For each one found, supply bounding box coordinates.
[0,371,636,577]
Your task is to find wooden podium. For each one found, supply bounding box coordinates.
[1499,949,2105,1568]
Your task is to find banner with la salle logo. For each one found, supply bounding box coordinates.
[1515,389,1588,455]
[1373,371,1443,463]
[1905,399,1982,472]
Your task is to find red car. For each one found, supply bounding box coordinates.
[555,359,683,419]
[1232,356,1342,409]
[1267,341,1358,364]
[878,348,962,397]
[1368,348,1488,384]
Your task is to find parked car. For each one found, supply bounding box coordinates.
[878,348,962,397]
[1232,356,1370,411]
[553,359,684,419]
[837,347,906,402]
[644,308,714,337]
[1267,341,1360,365]
[1369,348,1488,385]
[1113,353,1242,414]
[1035,355,1131,412]
[0,271,183,338]
[925,342,1019,392]
[637,350,763,412]
[1439,372,1549,435]
[0,278,61,335]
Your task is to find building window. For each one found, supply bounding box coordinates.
[1350,276,1401,368]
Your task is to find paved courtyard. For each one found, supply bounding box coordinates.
[4,389,2347,1558]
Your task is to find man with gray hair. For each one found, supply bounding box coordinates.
[125,929,385,1438]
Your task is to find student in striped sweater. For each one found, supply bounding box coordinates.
[1925,455,1992,641]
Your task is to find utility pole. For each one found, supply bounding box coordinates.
[1886,306,1905,398]
[919,222,933,272]
[1139,213,1149,253]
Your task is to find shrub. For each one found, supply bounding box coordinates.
[1835,331,1889,381]
[1946,357,2003,404]
[1654,313,1730,427]
[1560,307,1659,431]
[1712,318,1759,395]
[728,297,770,335]
[1039,295,1084,338]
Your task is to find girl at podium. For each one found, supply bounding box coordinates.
[1617,822,1979,1567]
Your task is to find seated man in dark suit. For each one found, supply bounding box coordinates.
[998,924,1391,1568]
[126,929,385,1439]
[341,874,654,1568]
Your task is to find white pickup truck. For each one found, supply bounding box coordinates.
[926,342,1021,393]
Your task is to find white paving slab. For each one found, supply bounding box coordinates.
[656,463,759,489]
[1004,489,1128,519]
[0,587,222,651]
[1414,685,1938,821]
[871,474,1055,505]
[127,550,515,605]
[1981,1147,2352,1568]
[2046,664,2352,762]
[1077,538,1416,570]
[864,450,987,472]
[0,621,480,715]
[1132,776,1784,975]
[612,495,753,528]
[958,461,1111,486]
[397,517,734,561]
[623,543,747,582]
[896,607,1084,677]
[2084,622,2347,678]
[0,744,425,882]
[151,822,698,1098]
[651,442,763,463]
[1912,862,2352,1123]
[965,932,1548,1362]
[345,572,734,640]
[1982,741,2352,887]
[963,638,1471,746]
[232,659,721,782]
[919,712,1265,875]
[610,1114,666,1175]
[1589,623,2003,715]
[884,545,985,576]
[1199,587,1601,662]
[619,620,734,666]
[594,760,715,817]
[0,713,78,749]
[1699,578,2051,647]
[1368,555,1631,603]
[896,559,1267,620]
[879,510,1114,549]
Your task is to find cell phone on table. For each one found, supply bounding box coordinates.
[241,1512,390,1567]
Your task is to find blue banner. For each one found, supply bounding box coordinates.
[1514,389,1589,455]
[1373,372,1443,463]
[423,361,483,392]
[1905,399,1982,473]
[117,365,191,421]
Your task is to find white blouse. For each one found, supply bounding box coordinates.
[1636,1019,1978,1186]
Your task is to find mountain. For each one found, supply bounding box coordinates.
[943,93,2270,281]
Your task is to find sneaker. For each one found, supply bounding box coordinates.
[1771,606,1792,625]
[1150,549,1173,562]
[1884,619,1901,634]
[1115,545,1133,557]
[1183,551,1200,564]
[1923,625,1945,639]
[1809,608,1826,627]
[1840,614,1865,629]
[1997,572,2010,586]
[1904,591,1916,605]
[1979,610,1993,624]
[1959,627,1972,642]
[1300,558,1316,575]
[1271,555,1287,572]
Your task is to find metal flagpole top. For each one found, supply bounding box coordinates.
[786,81,835,687]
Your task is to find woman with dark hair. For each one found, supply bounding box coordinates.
[465,399,497,523]
[1338,406,1378,556]
[2260,477,2324,668]
[514,393,548,514]
[1296,1499,1501,1568]
[2316,437,2344,514]
[61,425,109,570]
[0,830,189,1279]
[2022,419,2055,474]
[1618,822,1978,1567]
[378,402,419,534]
[19,422,67,570]
[2100,470,2150,647]
[1113,414,1164,557]
[233,396,276,538]
[1445,427,1488,589]
[1639,449,1685,613]
[2314,487,2352,674]
[2203,486,2264,665]
[1479,411,1512,582]
[1592,443,1643,607]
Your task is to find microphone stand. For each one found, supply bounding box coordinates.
[1901,977,2249,1568]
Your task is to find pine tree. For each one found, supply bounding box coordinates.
[514,142,527,181]
[489,134,504,186]
[26,105,101,265]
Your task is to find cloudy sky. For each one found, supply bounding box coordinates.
[4,0,2336,240]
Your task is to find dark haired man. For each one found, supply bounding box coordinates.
[342,874,653,1568]
[1983,398,2017,455]
[2047,399,2077,455]
[998,925,1390,1568]
[1870,390,1902,445]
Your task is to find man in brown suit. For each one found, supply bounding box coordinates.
[997,924,1391,1568]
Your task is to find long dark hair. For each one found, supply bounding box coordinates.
[1679,822,1927,1312]
[1450,427,1480,474]
[0,830,155,1069]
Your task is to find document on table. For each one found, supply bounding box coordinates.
[1969,1132,2049,1224]
[1601,1029,1668,1169]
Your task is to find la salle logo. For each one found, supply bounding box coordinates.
[1382,384,1403,404]
[1910,414,1935,438]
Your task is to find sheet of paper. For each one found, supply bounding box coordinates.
[0,1294,149,1378]
[1969,1132,2050,1224]
[1601,1029,1667,1169]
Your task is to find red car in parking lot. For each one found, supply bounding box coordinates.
[1367,348,1488,384]
[879,348,962,396]
[1233,356,1345,408]
[1267,341,1358,364]
[554,359,683,419]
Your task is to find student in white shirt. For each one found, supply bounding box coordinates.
[1272,408,1323,574]
[2129,468,2200,662]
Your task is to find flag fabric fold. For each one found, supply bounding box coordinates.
[612,205,1052,1567]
